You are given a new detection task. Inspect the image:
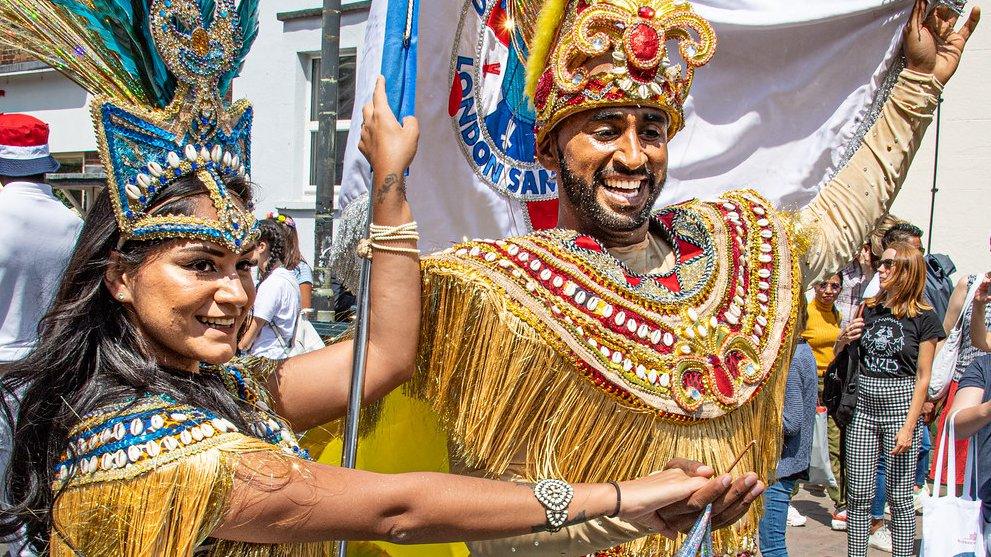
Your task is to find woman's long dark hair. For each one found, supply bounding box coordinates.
[0,175,255,551]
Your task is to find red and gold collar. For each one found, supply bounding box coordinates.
[423,189,800,421]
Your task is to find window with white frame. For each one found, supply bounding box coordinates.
[306,49,357,192]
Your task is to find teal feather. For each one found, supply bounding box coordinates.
[43,0,257,103]
[219,0,259,96]
[49,0,144,80]
[201,0,217,26]
[113,0,169,106]
[129,0,176,105]
[49,0,175,107]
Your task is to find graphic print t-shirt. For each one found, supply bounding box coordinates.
[858,304,945,378]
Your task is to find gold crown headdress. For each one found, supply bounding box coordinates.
[0,0,260,252]
[511,0,717,144]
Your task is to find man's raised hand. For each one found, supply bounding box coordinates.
[904,0,980,84]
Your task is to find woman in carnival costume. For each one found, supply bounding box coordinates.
[0,2,714,555]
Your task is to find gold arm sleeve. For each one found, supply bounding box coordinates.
[799,69,942,287]
[50,435,274,557]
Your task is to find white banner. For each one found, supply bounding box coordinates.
[339,0,913,254]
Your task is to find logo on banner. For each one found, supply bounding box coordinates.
[449,0,557,200]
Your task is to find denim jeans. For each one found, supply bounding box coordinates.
[759,478,796,557]
[915,426,931,486]
[873,454,887,519]
[984,520,991,556]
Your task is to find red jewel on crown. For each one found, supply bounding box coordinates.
[637,6,655,19]
[629,23,660,63]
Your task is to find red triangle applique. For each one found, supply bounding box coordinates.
[575,235,602,252]
[658,212,676,229]
[676,236,704,263]
[655,272,681,293]
[624,274,642,287]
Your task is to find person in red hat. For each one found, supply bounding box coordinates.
[0,113,82,554]
[0,114,61,178]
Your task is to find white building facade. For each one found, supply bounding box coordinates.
[1,0,989,280]
[235,0,371,264]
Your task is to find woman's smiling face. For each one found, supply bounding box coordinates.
[112,196,256,370]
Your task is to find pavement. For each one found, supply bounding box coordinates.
[785,484,922,556]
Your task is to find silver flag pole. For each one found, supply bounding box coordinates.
[336,2,416,555]
[336,190,374,557]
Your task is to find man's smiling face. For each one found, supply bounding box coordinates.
[538,106,669,246]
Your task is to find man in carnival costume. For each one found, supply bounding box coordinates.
[381,0,980,555]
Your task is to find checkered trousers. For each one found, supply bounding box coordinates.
[845,375,921,557]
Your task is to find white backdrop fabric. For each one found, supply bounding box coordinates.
[339,0,914,253]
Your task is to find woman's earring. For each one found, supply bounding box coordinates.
[117,293,126,301]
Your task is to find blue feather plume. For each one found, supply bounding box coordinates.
[48,0,144,82]
[201,0,217,26]
[49,0,176,107]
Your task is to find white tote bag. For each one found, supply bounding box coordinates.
[272,314,326,358]
[807,407,838,488]
[922,411,986,557]
[930,280,981,400]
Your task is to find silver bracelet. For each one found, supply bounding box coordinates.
[533,479,574,532]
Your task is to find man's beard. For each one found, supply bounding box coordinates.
[557,158,664,233]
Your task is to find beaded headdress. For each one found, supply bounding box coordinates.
[510,0,717,144]
[0,0,260,252]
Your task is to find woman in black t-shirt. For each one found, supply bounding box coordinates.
[842,242,945,557]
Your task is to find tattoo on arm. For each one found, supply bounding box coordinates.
[375,173,405,205]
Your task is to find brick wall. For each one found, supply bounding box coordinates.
[0,46,33,66]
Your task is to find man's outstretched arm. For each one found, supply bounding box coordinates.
[800,0,979,287]
[464,459,762,556]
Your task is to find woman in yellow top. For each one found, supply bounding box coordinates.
[803,273,844,376]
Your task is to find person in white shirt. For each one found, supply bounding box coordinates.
[239,218,301,359]
[0,113,82,554]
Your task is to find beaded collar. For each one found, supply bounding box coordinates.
[202,358,310,460]
[54,358,306,489]
[423,189,801,421]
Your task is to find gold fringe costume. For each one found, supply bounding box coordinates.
[50,359,334,556]
[349,1,944,555]
[413,191,796,557]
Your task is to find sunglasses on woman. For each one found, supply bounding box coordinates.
[878,258,897,270]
